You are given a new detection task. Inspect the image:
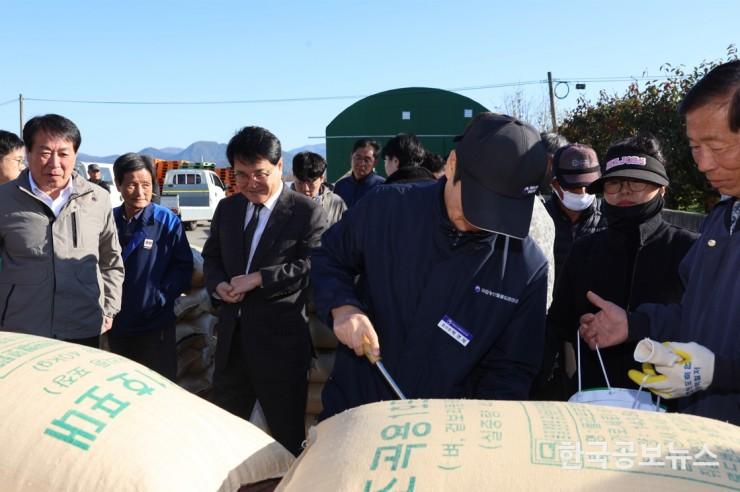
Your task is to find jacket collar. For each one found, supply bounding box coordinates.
[385,166,435,184]
[434,178,496,250]
[636,210,665,245]
[606,210,665,246]
[352,171,382,185]
[289,182,333,201]
[114,203,157,261]
[114,201,155,224]
[721,196,738,231]
[17,170,95,211]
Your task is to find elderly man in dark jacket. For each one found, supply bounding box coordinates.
[313,114,549,419]
[581,60,740,425]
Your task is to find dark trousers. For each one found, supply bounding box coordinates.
[107,323,177,380]
[213,326,308,456]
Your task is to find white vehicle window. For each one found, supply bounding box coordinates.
[175,174,201,185]
[212,174,224,188]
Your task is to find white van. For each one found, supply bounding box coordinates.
[76,162,123,208]
[161,168,226,230]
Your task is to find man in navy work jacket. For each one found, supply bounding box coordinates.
[333,138,385,208]
[313,113,549,418]
[581,60,740,425]
[109,153,193,380]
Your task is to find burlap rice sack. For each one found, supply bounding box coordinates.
[278,399,740,491]
[0,332,294,491]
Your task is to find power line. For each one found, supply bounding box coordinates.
[452,80,546,90]
[24,94,369,105]
[557,75,673,83]
[2,74,679,108]
[22,82,542,106]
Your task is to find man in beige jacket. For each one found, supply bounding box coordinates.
[0,114,124,347]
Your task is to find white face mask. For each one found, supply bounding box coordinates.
[557,188,595,211]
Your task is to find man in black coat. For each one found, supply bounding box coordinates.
[87,163,111,192]
[202,126,326,456]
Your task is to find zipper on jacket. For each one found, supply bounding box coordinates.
[72,212,78,248]
[625,245,643,311]
[1,285,15,327]
[49,217,57,336]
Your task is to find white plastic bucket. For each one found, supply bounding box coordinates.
[570,330,663,412]
[569,387,665,412]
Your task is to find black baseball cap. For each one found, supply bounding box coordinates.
[455,113,547,239]
[587,149,669,194]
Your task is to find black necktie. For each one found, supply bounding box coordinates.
[244,204,263,269]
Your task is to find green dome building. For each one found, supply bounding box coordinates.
[325,87,489,182]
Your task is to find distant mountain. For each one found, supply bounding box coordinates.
[76,153,119,164]
[138,147,178,160]
[175,141,230,166]
[281,143,326,172]
[78,142,326,172]
[158,147,184,154]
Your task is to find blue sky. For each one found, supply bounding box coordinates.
[0,0,737,156]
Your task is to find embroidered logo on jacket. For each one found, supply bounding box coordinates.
[474,285,519,304]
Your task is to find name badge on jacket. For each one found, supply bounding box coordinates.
[143,239,154,250]
[438,315,472,347]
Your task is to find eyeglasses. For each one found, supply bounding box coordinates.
[295,177,322,187]
[352,155,375,165]
[234,169,273,182]
[3,156,25,168]
[603,179,651,193]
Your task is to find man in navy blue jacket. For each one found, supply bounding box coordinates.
[333,138,385,208]
[581,60,740,425]
[313,113,549,418]
[109,153,193,380]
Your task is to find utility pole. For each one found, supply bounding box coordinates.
[18,94,24,135]
[547,72,557,132]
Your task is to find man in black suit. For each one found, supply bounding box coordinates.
[202,126,327,456]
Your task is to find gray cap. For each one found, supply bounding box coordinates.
[553,144,601,188]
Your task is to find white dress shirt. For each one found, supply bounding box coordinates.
[28,173,74,217]
[244,181,283,273]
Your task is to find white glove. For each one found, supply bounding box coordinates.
[628,338,715,399]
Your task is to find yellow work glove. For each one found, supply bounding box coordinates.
[628,339,715,399]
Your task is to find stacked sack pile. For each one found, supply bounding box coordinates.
[174,248,218,399]
[305,301,338,429]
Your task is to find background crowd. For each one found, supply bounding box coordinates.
[0,60,737,456]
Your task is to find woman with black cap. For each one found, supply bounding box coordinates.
[543,133,699,397]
